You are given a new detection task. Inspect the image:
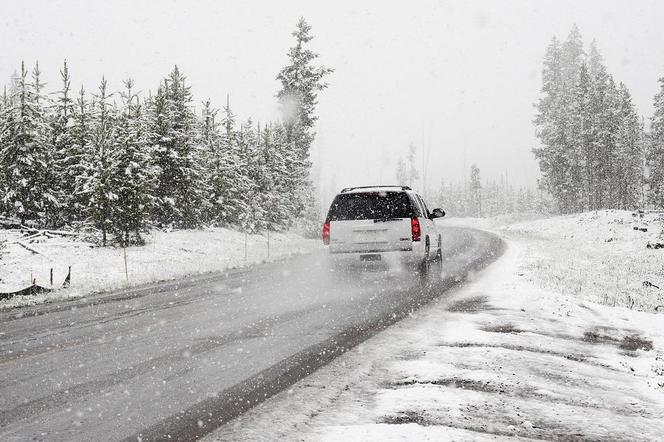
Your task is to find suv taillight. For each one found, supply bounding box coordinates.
[322,219,331,245]
[411,217,421,242]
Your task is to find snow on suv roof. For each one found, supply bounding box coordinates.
[340,185,413,194]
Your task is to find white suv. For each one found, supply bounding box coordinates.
[322,186,445,274]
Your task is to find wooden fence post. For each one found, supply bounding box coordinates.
[123,246,128,283]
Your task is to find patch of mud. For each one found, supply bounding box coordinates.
[386,373,652,422]
[620,335,653,352]
[393,377,498,392]
[583,330,620,345]
[482,323,524,334]
[438,342,588,364]
[397,350,427,361]
[381,410,435,426]
[583,328,653,352]
[447,296,496,313]
[379,410,603,440]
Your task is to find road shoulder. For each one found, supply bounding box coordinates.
[206,237,664,441]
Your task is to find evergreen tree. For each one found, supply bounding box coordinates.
[200,99,223,224]
[80,78,117,245]
[276,18,333,224]
[110,79,155,245]
[70,86,92,220]
[276,17,333,134]
[533,36,574,212]
[149,66,208,228]
[648,78,664,207]
[614,83,642,209]
[396,158,408,186]
[570,62,593,211]
[0,61,54,225]
[235,119,263,233]
[535,26,644,213]
[51,60,78,224]
[213,100,250,227]
[406,143,419,187]
[470,164,482,217]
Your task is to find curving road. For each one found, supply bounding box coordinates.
[0,226,503,441]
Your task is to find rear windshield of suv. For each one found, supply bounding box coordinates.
[327,191,417,221]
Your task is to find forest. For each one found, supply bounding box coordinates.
[534,25,663,214]
[430,26,664,218]
[0,18,332,246]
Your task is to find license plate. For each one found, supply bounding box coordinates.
[357,231,379,242]
[360,254,381,262]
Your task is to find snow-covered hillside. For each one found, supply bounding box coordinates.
[0,228,318,309]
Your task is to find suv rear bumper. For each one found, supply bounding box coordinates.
[327,245,425,269]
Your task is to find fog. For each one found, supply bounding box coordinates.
[2,0,664,206]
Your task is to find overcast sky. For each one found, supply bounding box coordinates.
[2,0,664,205]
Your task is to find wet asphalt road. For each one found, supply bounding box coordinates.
[0,226,502,441]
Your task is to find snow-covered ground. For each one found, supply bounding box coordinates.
[206,211,664,440]
[450,210,664,312]
[0,228,318,309]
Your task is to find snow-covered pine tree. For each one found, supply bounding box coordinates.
[146,81,172,224]
[0,87,10,217]
[613,83,643,209]
[199,99,227,225]
[0,61,55,226]
[219,101,252,228]
[51,60,78,225]
[70,86,92,221]
[395,158,408,186]
[406,143,419,187]
[80,78,117,246]
[534,36,573,213]
[277,17,333,136]
[276,17,332,225]
[110,79,155,246]
[271,122,301,228]
[253,123,274,232]
[569,62,594,211]
[31,62,59,226]
[469,164,482,217]
[149,67,208,228]
[235,119,264,234]
[535,27,642,213]
[258,123,291,230]
[535,27,589,213]
[586,43,622,209]
[648,77,664,208]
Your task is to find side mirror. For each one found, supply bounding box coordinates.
[431,208,445,219]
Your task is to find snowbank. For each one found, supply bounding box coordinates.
[0,228,318,309]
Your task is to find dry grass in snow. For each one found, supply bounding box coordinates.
[448,210,664,312]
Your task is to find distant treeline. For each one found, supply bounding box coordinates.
[533,25,664,214]
[433,164,551,218]
[0,18,332,246]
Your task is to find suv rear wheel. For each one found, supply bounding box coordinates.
[418,238,431,278]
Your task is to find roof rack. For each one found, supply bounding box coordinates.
[340,185,412,193]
